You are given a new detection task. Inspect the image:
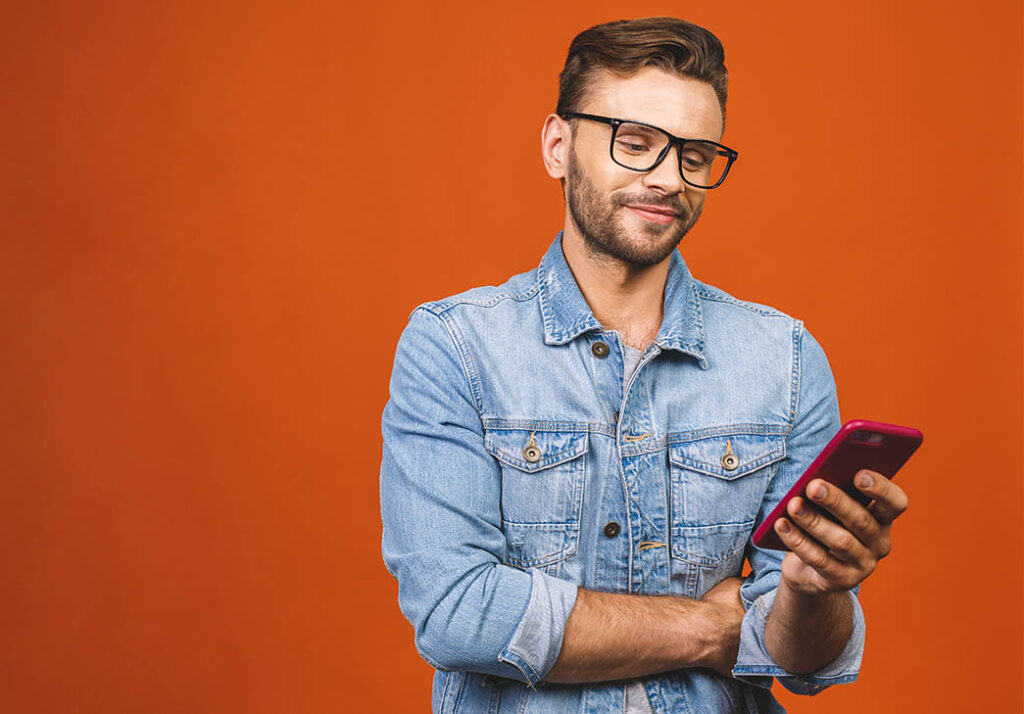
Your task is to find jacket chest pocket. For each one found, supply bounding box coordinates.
[668,432,785,566]
[483,427,588,569]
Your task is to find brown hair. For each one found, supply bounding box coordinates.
[556,17,729,121]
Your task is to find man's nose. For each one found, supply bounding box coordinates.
[642,144,687,195]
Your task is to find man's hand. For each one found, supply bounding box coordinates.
[773,469,909,595]
[698,577,745,678]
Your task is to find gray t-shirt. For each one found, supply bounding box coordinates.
[622,342,646,387]
[620,343,656,714]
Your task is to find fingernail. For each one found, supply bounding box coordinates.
[809,483,827,500]
[793,500,805,516]
[857,471,874,488]
[778,519,791,534]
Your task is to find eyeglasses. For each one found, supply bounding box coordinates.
[559,112,739,189]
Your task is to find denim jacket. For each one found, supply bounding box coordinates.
[380,232,865,713]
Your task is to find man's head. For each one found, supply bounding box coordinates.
[542,18,732,269]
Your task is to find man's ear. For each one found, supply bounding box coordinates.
[541,114,571,180]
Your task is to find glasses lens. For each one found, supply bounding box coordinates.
[679,140,731,188]
[611,122,670,170]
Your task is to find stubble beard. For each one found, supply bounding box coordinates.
[565,145,703,269]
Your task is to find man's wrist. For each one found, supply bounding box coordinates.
[777,574,846,608]
[768,579,853,674]
[685,597,736,673]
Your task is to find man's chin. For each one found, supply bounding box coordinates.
[603,235,682,268]
[620,223,688,260]
[575,213,693,267]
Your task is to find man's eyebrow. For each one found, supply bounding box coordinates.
[626,118,720,142]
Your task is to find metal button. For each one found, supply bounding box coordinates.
[523,445,542,463]
[591,341,609,358]
[721,438,739,471]
[603,521,620,538]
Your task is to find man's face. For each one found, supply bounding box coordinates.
[563,67,725,268]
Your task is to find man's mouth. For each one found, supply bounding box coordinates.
[625,204,680,225]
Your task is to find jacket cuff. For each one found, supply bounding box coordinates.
[732,587,865,695]
[497,569,579,687]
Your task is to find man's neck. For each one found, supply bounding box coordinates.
[561,228,669,352]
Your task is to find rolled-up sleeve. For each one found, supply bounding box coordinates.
[732,324,866,695]
[380,306,578,686]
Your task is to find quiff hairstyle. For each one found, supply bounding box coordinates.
[556,17,729,122]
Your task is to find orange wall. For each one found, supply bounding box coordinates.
[1,1,1021,712]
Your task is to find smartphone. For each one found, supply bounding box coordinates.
[752,419,923,551]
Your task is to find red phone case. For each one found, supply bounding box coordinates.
[752,419,923,551]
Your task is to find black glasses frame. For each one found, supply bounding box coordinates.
[559,112,739,189]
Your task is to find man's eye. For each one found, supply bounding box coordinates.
[682,153,710,170]
[616,139,651,154]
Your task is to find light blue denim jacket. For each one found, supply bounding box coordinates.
[380,232,865,713]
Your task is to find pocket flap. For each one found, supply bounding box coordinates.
[484,428,589,473]
[668,432,785,480]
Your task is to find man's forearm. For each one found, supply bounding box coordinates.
[544,587,731,683]
[764,579,853,674]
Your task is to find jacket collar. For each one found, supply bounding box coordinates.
[537,232,708,369]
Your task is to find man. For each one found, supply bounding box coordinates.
[380,17,908,713]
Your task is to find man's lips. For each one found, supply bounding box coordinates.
[625,204,681,225]
[627,204,678,215]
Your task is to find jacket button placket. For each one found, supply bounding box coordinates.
[619,359,671,596]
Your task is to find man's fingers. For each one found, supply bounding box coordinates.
[854,470,909,526]
[774,515,856,587]
[804,479,882,549]
[786,494,873,569]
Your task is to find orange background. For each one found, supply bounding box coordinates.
[1,1,1021,712]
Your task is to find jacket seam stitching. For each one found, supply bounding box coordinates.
[788,320,804,427]
[537,267,557,340]
[451,671,469,710]
[438,670,454,709]
[693,284,789,317]
[424,282,541,314]
[418,307,486,414]
[732,666,858,682]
